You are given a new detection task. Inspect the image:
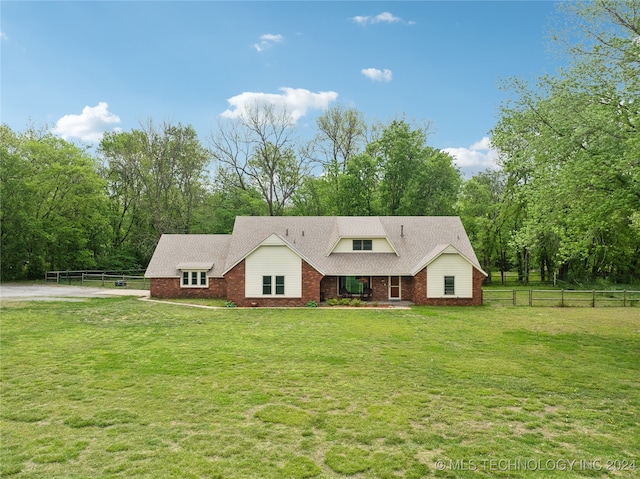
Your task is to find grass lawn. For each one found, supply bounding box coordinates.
[1,298,638,478]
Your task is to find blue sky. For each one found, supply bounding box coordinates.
[1,1,561,175]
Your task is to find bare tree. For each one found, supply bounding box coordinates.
[209,102,311,215]
[314,104,367,173]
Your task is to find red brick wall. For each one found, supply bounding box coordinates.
[226,259,323,307]
[401,276,414,302]
[370,276,386,302]
[150,277,226,299]
[320,276,337,301]
[473,267,485,305]
[302,260,323,305]
[412,267,485,306]
[412,269,427,305]
[150,265,485,307]
[224,260,245,306]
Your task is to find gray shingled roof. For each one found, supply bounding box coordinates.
[145,234,231,278]
[223,216,483,276]
[145,216,485,279]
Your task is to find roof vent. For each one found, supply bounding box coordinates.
[302,230,305,236]
[286,228,289,236]
[401,225,404,237]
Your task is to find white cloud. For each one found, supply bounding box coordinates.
[52,102,121,142]
[254,33,284,52]
[372,12,401,23]
[221,88,338,123]
[443,136,499,175]
[351,11,409,26]
[351,15,370,26]
[361,68,392,82]
[0,32,7,40]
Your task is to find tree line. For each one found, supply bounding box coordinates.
[1,0,638,284]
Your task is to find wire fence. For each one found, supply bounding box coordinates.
[45,270,149,290]
[483,289,640,307]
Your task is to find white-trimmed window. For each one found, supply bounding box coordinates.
[262,275,285,295]
[353,239,372,251]
[444,276,455,295]
[181,270,208,288]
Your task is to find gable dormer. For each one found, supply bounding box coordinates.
[327,217,398,255]
[330,237,396,253]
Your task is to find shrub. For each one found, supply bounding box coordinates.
[305,300,318,308]
[349,298,361,307]
[224,301,237,308]
[327,298,340,306]
[339,298,351,306]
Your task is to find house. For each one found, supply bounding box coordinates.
[145,216,487,306]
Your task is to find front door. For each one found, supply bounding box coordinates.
[389,276,401,300]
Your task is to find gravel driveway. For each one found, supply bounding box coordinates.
[0,283,149,301]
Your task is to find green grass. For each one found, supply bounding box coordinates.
[1,298,639,478]
[150,297,228,307]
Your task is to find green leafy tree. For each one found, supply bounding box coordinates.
[398,148,461,216]
[492,0,640,282]
[290,176,337,216]
[99,121,210,265]
[335,153,380,216]
[458,170,512,282]
[370,119,428,215]
[1,125,109,279]
[191,185,268,234]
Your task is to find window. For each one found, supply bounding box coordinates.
[263,275,285,295]
[263,276,272,295]
[339,276,371,295]
[444,276,455,295]
[181,270,208,288]
[353,239,372,251]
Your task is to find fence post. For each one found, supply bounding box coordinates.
[592,290,595,308]
[561,289,564,307]
[102,273,105,287]
[529,289,533,307]
[623,290,627,307]
[82,273,84,285]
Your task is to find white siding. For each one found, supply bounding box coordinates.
[332,238,395,253]
[426,253,473,298]
[245,245,302,297]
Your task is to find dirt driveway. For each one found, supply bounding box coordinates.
[0,283,149,301]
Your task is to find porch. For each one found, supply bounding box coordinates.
[320,275,414,303]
